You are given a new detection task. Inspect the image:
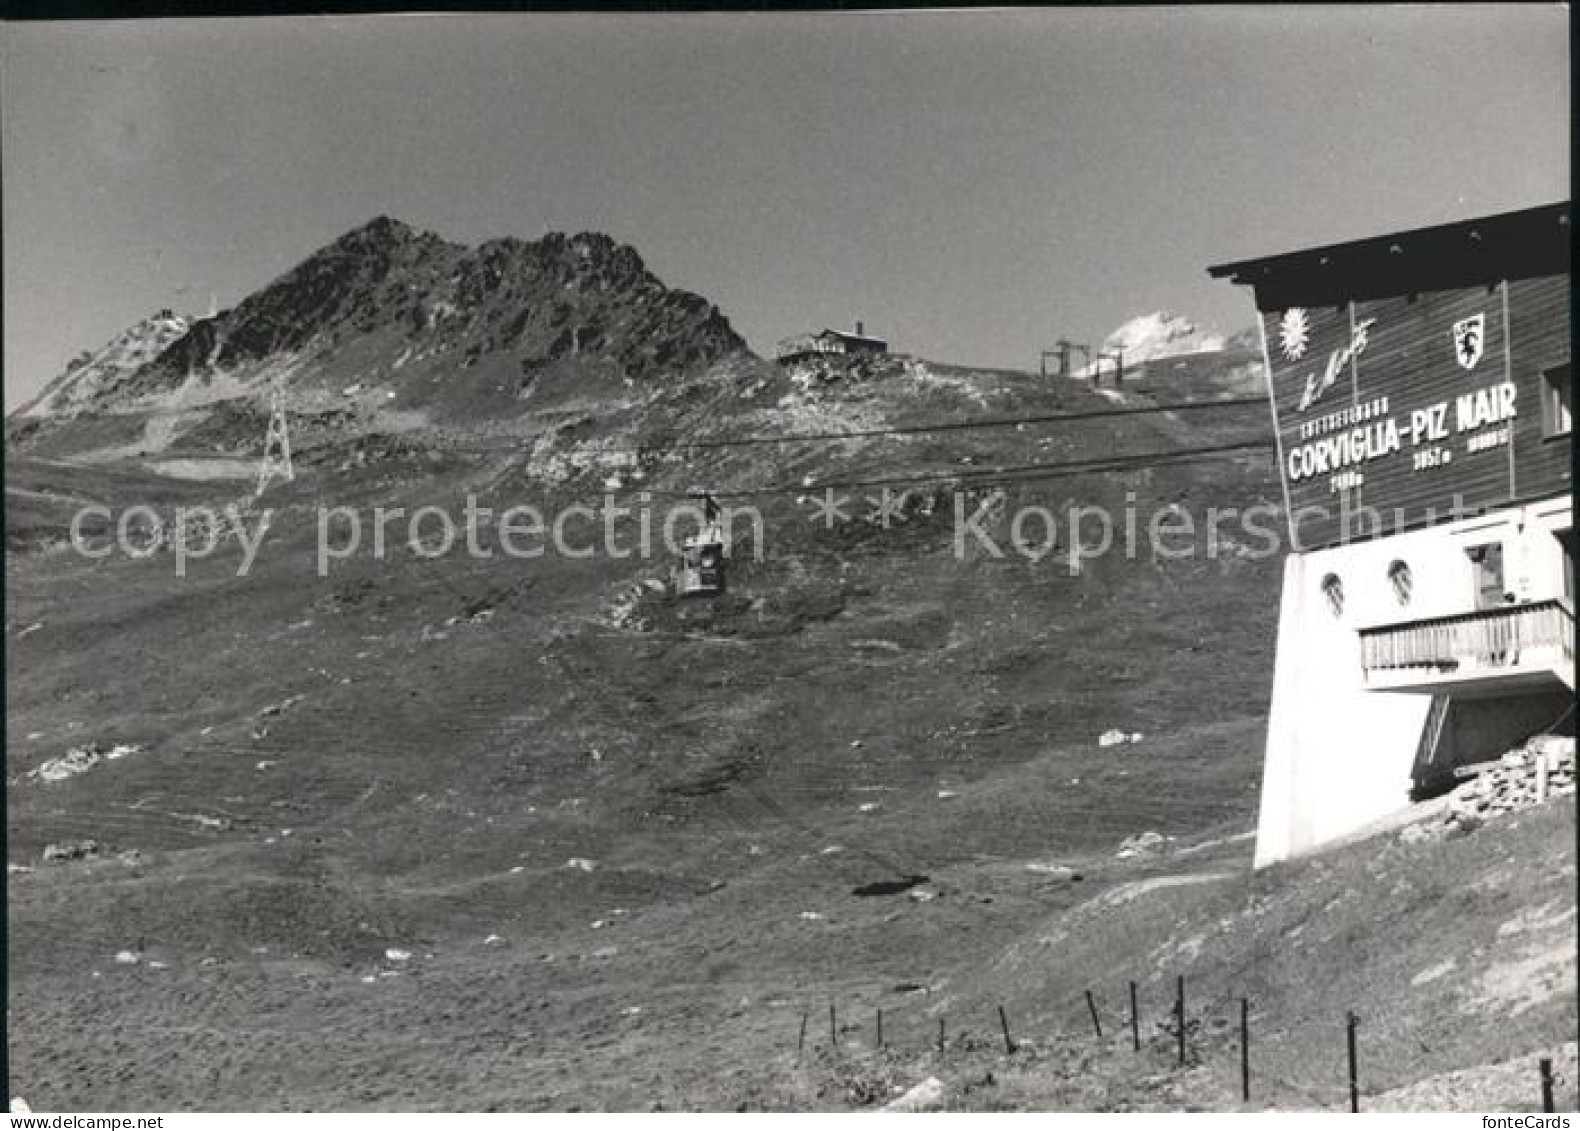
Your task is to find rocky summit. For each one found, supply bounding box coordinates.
[10,218,746,458]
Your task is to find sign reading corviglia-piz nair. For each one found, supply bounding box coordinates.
[1263,278,1560,550]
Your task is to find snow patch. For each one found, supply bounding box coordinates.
[1075,311,1228,379]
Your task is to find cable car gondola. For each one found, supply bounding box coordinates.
[676,492,728,598]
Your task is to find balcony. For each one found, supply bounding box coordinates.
[1359,597,1575,695]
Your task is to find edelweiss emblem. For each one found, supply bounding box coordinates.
[1279,308,1310,361]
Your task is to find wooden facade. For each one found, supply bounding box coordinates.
[1210,203,1571,550]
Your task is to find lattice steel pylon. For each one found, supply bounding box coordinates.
[254,377,294,498]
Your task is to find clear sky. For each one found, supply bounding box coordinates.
[2,7,1568,408]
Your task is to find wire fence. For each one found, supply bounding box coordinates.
[777,973,1576,1112]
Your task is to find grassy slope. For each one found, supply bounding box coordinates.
[7,357,1569,1110]
[944,797,1577,1111]
[720,800,1576,1113]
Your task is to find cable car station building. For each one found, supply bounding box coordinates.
[1210,202,1573,867]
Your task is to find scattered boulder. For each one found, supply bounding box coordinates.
[31,740,144,781]
[882,1076,947,1113]
[1410,959,1456,987]
[1404,735,1574,843]
[257,694,305,718]
[43,839,103,864]
[1025,862,1082,881]
[852,875,931,898]
[1116,830,1173,859]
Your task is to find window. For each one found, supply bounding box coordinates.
[1387,560,1413,606]
[1543,364,1571,437]
[1320,573,1345,619]
[1466,542,1506,610]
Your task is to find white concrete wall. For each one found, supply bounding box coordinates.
[1324,496,1573,628]
[1254,496,1572,867]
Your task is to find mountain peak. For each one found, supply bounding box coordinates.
[320,215,455,264]
[338,214,418,246]
[17,218,748,430]
[13,309,192,418]
[1100,311,1225,362]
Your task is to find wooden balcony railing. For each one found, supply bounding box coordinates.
[1359,597,1574,682]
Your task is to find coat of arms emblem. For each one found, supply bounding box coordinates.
[1452,313,1485,371]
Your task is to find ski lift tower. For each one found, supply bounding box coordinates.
[254,375,294,498]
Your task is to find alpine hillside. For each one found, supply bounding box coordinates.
[6,219,1572,1112]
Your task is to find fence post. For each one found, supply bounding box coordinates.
[998,1005,1016,1054]
[1176,975,1186,1067]
[1541,1058,1555,1113]
[1240,997,1250,1103]
[938,1016,946,1054]
[1085,989,1103,1039]
[798,1011,808,1060]
[1129,980,1140,1052]
[830,1002,837,1048]
[877,1008,884,1050]
[1347,1011,1360,1113]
